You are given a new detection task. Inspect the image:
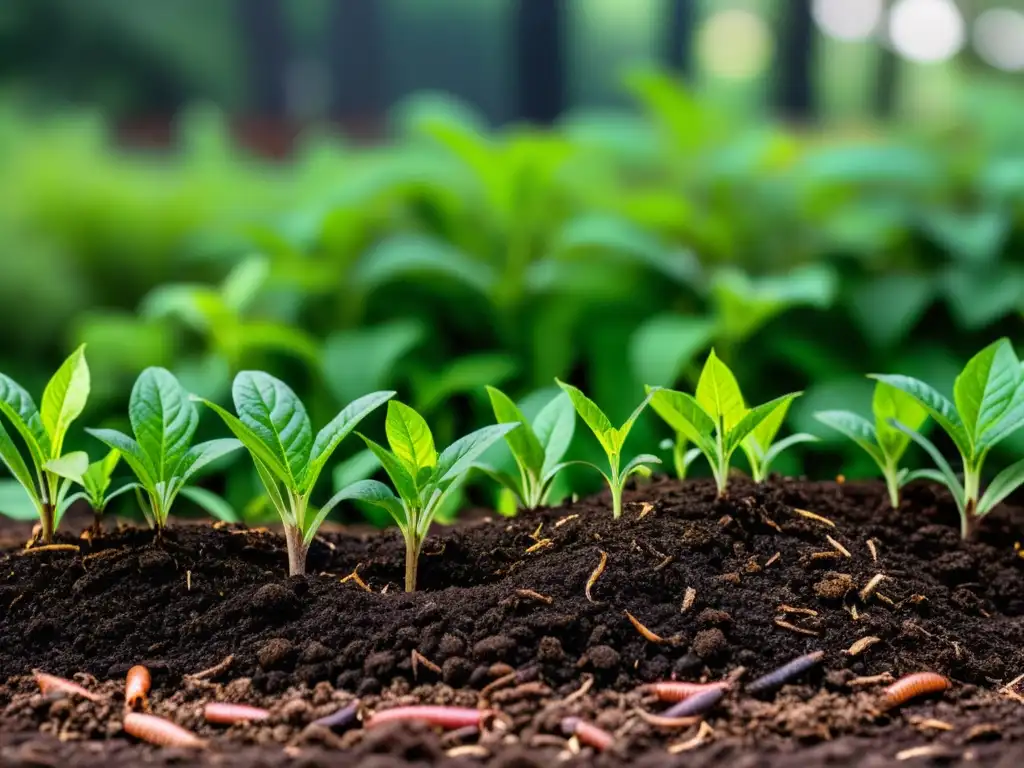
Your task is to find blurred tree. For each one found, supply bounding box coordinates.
[516,0,565,123]
[238,0,290,117]
[327,0,383,120]
[777,0,815,119]
[664,0,696,76]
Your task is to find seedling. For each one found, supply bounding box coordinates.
[320,400,517,591]
[47,449,134,533]
[648,350,802,497]
[0,345,91,543]
[814,381,928,508]
[659,436,702,480]
[197,371,394,575]
[474,386,575,509]
[87,367,243,536]
[554,379,661,519]
[871,338,1024,539]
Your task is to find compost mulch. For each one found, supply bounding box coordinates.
[3,476,1024,767]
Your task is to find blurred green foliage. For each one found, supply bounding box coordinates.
[2,70,1024,525]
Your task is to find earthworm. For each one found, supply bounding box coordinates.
[634,708,702,729]
[125,665,151,711]
[33,671,101,702]
[561,717,614,752]
[882,673,951,710]
[123,712,206,748]
[640,681,729,703]
[662,686,727,718]
[365,706,488,730]
[745,651,825,696]
[311,701,360,731]
[204,702,271,724]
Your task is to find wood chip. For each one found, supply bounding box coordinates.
[859,574,886,602]
[668,721,714,754]
[446,746,489,759]
[529,523,544,541]
[867,539,879,562]
[896,745,950,761]
[185,656,234,681]
[910,717,954,732]
[554,514,579,528]
[846,636,881,656]
[638,502,655,519]
[848,673,895,688]
[764,552,781,568]
[525,539,553,554]
[20,544,80,555]
[625,611,673,644]
[792,508,836,528]
[773,619,819,637]
[681,587,696,614]
[411,649,441,678]
[965,723,1000,742]
[809,551,842,561]
[515,589,553,604]
[826,535,852,558]
[585,551,607,603]
[763,517,783,533]
[779,604,818,617]
[653,556,674,572]
[875,592,895,607]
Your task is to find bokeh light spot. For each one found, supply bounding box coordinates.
[889,0,965,63]
[973,8,1024,71]
[812,0,884,41]
[697,9,774,80]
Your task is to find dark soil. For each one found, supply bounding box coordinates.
[3,476,1024,767]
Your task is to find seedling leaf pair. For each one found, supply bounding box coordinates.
[198,371,395,575]
[321,400,518,590]
[87,368,242,534]
[474,387,575,509]
[815,381,928,507]
[0,345,92,542]
[555,379,660,518]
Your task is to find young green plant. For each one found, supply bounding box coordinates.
[0,345,91,543]
[870,338,1024,539]
[554,379,660,519]
[197,371,394,575]
[474,386,575,510]
[87,367,243,536]
[648,350,803,497]
[814,381,928,508]
[321,401,518,591]
[46,449,132,533]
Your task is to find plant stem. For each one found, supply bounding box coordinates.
[962,465,981,540]
[284,525,309,576]
[40,503,55,545]
[612,485,623,520]
[882,465,901,509]
[405,534,421,592]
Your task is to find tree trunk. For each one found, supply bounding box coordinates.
[285,525,309,576]
[664,0,695,76]
[515,0,566,124]
[777,0,815,122]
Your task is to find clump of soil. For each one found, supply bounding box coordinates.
[1,476,1023,767]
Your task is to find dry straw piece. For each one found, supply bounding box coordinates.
[586,551,608,602]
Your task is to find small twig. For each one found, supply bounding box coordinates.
[668,721,714,754]
[653,556,674,572]
[20,544,80,555]
[637,502,655,520]
[774,619,820,637]
[186,571,191,591]
[625,611,674,644]
[826,535,852,558]
[585,551,607,603]
[681,587,696,613]
[867,539,879,562]
[185,655,234,681]
[529,523,544,541]
[778,604,818,617]
[859,574,887,602]
[910,717,954,731]
[562,675,593,706]
[809,551,842,561]
[792,508,836,528]
[554,514,579,528]
[515,589,553,605]
[846,636,881,656]
[764,552,781,568]
[340,564,372,593]
[480,672,516,699]
[525,539,552,554]
[896,745,949,761]
[848,673,894,688]
[411,649,441,678]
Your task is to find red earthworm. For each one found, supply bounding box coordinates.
[311,701,361,731]
[123,712,206,748]
[662,685,727,718]
[204,702,271,724]
[365,706,488,730]
[33,671,101,702]
[745,651,825,695]
[561,717,614,752]
[882,673,951,710]
[125,665,151,711]
[639,680,729,703]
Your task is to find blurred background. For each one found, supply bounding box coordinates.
[2,0,1024,525]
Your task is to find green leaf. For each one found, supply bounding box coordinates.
[890,421,965,510]
[233,371,313,487]
[761,433,818,468]
[221,255,270,312]
[486,386,545,474]
[332,449,381,491]
[978,458,1024,516]
[317,480,406,540]
[629,314,715,388]
[848,274,935,349]
[305,390,396,491]
[610,388,659,454]
[952,339,1020,450]
[648,388,717,456]
[180,486,239,523]
[40,344,90,454]
[695,349,746,429]
[43,451,89,484]
[813,411,882,464]
[176,439,242,483]
[413,353,517,413]
[359,434,420,505]
[322,321,423,406]
[532,392,576,477]
[747,393,795,456]
[436,423,520,485]
[354,234,497,297]
[873,381,928,463]
[726,394,800,455]
[0,480,39,520]
[868,374,969,457]
[0,372,50,470]
[0,420,39,506]
[196,397,293,485]
[130,368,199,480]
[385,401,436,475]
[621,454,661,478]
[81,449,121,503]
[555,379,614,455]
[85,429,156,490]
[253,456,291,523]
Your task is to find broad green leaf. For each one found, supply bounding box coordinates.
[761,433,818,468]
[221,255,270,312]
[176,438,242,483]
[253,456,290,522]
[0,479,39,520]
[630,314,715,388]
[868,374,969,457]
[978,381,1024,451]
[130,368,199,480]
[101,481,139,509]
[385,401,436,475]
[233,371,313,487]
[696,350,746,429]
[354,234,497,297]
[873,382,928,462]
[85,428,156,490]
[43,452,89,484]
[413,353,517,413]
[40,344,90,453]
[486,387,544,474]
[813,410,882,464]
[318,480,407,540]
[891,422,965,510]
[323,321,423,406]
[726,395,799,455]
[532,392,576,477]
[0,421,39,509]
[359,434,420,505]
[648,388,717,457]
[180,486,239,523]
[196,397,292,484]
[555,379,615,454]
[747,394,795,455]
[305,390,396,490]
[953,339,1019,450]
[436,423,520,485]
[621,454,661,478]
[81,450,120,502]
[978,458,1024,516]
[58,491,89,521]
[0,373,50,469]
[610,388,659,454]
